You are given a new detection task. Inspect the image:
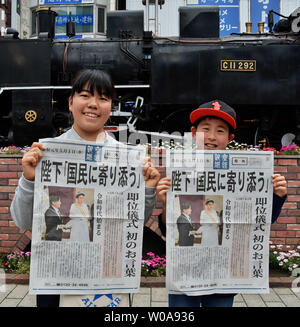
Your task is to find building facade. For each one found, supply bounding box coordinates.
[8,0,300,39]
[13,0,115,39]
[0,0,11,36]
[126,0,300,37]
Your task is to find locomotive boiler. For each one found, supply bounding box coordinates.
[1,6,300,149]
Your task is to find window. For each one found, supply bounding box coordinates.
[31,4,106,37]
[55,6,93,35]
[97,7,105,34]
[31,8,37,36]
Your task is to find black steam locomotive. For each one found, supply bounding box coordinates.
[1,6,300,149]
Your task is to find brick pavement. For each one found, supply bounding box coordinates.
[1,284,300,307]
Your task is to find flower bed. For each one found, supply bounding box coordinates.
[0,250,31,274]
[1,250,298,288]
[0,146,30,155]
[269,242,300,273]
[141,252,166,277]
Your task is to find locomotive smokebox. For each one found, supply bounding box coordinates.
[179,6,219,38]
[36,7,58,39]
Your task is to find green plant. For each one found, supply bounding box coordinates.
[0,146,30,155]
[279,144,300,155]
[226,141,253,151]
[269,243,300,273]
[141,252,166,277]
[1,251,31,274]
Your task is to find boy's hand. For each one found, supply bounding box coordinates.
[143,157,160,188]
[22,142,45,181]
[156,177,171,205]
[272,174,287,198]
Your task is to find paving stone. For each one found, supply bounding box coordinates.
[265,302,285,307]
[151,301,168,307]
[261,289,281,302]
[233,302,247,307]
[233,294,244,302]
[0,284,17,303]
[151,287,168,302]
[0,298,21,307]
[139,287,150,295]
[278,295,300,307]
[291,288,300,300]
[18,293,36,307]
[242,294,266,307]
[132,294,150,307]
[7,285,28,299]
[273,288,293,295]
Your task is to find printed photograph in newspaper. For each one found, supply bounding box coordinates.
[174,195,223,247]
[42,186,94,242]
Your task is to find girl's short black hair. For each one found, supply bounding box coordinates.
[71,69,115,100]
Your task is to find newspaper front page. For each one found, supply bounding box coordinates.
[166,150,273,295]
[29,139,145,295]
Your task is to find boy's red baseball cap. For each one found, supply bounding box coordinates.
[190,100,236,130]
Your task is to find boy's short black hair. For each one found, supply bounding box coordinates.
[71,69,115,100]
[192,116,235,135]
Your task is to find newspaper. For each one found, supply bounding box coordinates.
[166,150,274,295]
[29,139,145,295]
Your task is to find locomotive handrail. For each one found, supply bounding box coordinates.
[0,85,150,94]
[152,35,297,44]
[53,34,298,44]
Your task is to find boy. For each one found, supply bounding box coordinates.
[157,99,287,307]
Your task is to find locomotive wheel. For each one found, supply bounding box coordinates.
[25,110,37,123]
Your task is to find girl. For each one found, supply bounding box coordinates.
[10,69,160,306]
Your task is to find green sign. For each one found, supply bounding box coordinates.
[17,0,20,15]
